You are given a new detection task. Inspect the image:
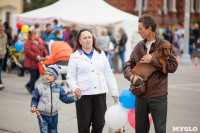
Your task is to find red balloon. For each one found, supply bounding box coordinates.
[16,22,23,30]
[128,109,152,129]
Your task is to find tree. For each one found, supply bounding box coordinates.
[23,0,58,12]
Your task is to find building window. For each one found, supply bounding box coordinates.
[166,0,171,11]
[134,0,147,11]
[194,0,197,12]
[6,12,10,24]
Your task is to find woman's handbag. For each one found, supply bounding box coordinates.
[129,75,145,96]
[108,41,114,51]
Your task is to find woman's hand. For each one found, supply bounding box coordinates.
[75,88,81,99]
[113,95,119,102]
[45,55,50,59]
[36,55,41,60]
[30,107,36,113]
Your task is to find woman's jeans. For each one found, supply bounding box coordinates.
[26,69,40,92]
[119,51,125,72]
[0,58,5,84]
[38,114,58,133]
[107,53,114,70]
[189,44,193,58]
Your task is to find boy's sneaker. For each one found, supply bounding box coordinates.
[0,84,4,90]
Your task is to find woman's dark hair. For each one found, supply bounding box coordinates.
[54,29,62,36]
[138,14,157,32]
[73,29,101,54]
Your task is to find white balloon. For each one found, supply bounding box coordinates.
[105,104,128,130]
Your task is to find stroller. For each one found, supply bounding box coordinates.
[38,41,73,93]
[6,45,24,75]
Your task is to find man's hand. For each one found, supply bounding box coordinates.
[130,75,143,85]
[75,88,81,99]
[140,54,152,63]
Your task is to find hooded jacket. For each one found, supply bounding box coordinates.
[31,81,78,115]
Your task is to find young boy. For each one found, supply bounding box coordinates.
[30,64,81,133]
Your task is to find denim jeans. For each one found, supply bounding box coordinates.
[38,114,58,133]
[0,58,5,84]
[107,53,114,69]
[119,51,125,72]
[26,69,40,92]
[189,44,193,58]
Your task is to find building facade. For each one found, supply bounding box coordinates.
[0,0,23,26]
[106,0,200,27]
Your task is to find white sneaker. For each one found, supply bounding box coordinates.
[0,84,4,90]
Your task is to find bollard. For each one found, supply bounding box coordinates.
[195,56,198,68]
[177,55,180,66]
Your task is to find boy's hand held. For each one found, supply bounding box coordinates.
[75,88,82,100]
[30,107,36,113]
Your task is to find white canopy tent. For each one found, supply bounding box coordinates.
[13,0,141,61]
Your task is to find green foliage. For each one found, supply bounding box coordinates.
[23,0,59,12]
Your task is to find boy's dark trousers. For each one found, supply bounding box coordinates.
[135,95,167,133]
[75,93,107,133]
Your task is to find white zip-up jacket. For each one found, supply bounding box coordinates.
[67,49,118,96]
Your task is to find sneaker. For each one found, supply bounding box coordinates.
[25,85,32,94]
[0,84,4,90]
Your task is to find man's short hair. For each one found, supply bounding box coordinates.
[46,23,51,28]
[138,14,157,32]
[53,19,58,25]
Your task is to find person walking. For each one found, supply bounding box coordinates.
[124,14,178,133]
[24,29,49,94]
[41,23,52,53]
[2,22,12,72]
[30,64,81,133]
[118,28,127,72]
[67,29,119,133]
[0,23,7,90]
[96,28,110,55]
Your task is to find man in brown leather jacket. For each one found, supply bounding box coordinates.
[124,14,178,133]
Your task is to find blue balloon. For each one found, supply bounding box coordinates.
[14,42,23,52]
[119,87,136,109]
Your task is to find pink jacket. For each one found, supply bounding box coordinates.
[24,38,48,70]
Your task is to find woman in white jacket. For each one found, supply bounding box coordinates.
[67,29,119,133]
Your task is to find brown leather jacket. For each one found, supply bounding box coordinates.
[124,36,178,98]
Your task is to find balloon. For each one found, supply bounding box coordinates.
[128,109,152,129]
[105,104,128,130]
[21,25,29,33]
[14,42,23,52]
[119,87,136,109]
[16,22,23,30]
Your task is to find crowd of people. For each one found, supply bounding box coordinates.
[160,23,200,57]
[2,15,200,133]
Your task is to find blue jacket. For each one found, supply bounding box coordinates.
[31,81,78,115]
[41,31,52,43]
